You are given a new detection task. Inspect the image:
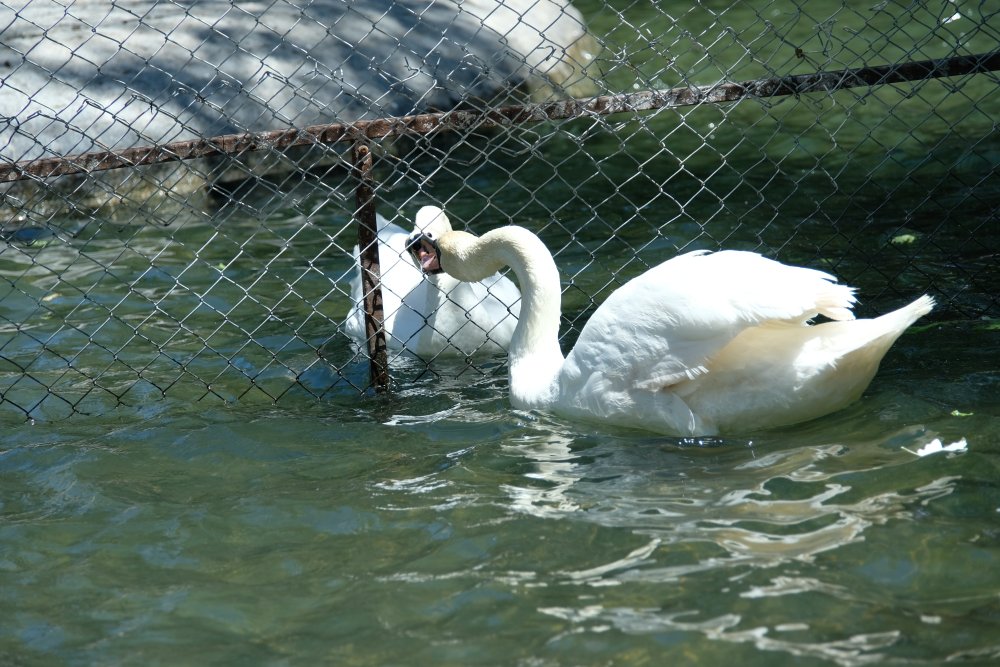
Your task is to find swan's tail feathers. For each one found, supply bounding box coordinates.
[816,282,858,322]
[841,293,935,362]
[881,294,935,329]
[825,293,934,362]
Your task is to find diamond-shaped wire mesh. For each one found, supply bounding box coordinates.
[0,0,997,420]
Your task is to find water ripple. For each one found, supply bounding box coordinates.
[539,606,901,666]
[502,432,964,578]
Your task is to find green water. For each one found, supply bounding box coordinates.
[3,1,1000,664]
[3,330,999,665]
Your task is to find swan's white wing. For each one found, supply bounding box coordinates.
[428,273,521,353]
[563,250,857,391]
[346,216,426,349]
[480,272,522,312]
[400,273,520,355]
[348,215,416,304]
[445,272,521,324]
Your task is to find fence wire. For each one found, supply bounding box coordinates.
[0,0,998,420]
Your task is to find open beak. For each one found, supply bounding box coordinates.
[405,233,444,274]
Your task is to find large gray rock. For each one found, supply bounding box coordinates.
[0,0,596,219]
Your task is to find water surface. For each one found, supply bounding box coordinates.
[3,321,999,664]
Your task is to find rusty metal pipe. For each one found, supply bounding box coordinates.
[352,141,390,393]
[2,51,998,184]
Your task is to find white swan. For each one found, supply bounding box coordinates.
[408,224,934,435]
[345,206,520,358]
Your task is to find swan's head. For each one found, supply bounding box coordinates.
[410,219,543,283]
[407,226,500,283]
[405,206,454,275]
[406,206,489,280]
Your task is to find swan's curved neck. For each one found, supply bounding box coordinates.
[451,227,564,408]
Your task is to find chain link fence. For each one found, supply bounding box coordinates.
[1,0,998,420]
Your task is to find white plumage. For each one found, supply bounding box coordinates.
[409,223,934,435]
[344,207,520,358]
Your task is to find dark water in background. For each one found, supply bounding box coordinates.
[3,1,1000,664]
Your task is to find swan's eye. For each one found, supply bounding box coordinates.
[405,232,424,252]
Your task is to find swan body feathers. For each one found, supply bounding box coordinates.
[411,222,933,435]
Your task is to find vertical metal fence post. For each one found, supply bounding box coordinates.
[352,140,390,393]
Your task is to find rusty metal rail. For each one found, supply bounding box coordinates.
[351,141,390,394]
[2,51,998,184]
